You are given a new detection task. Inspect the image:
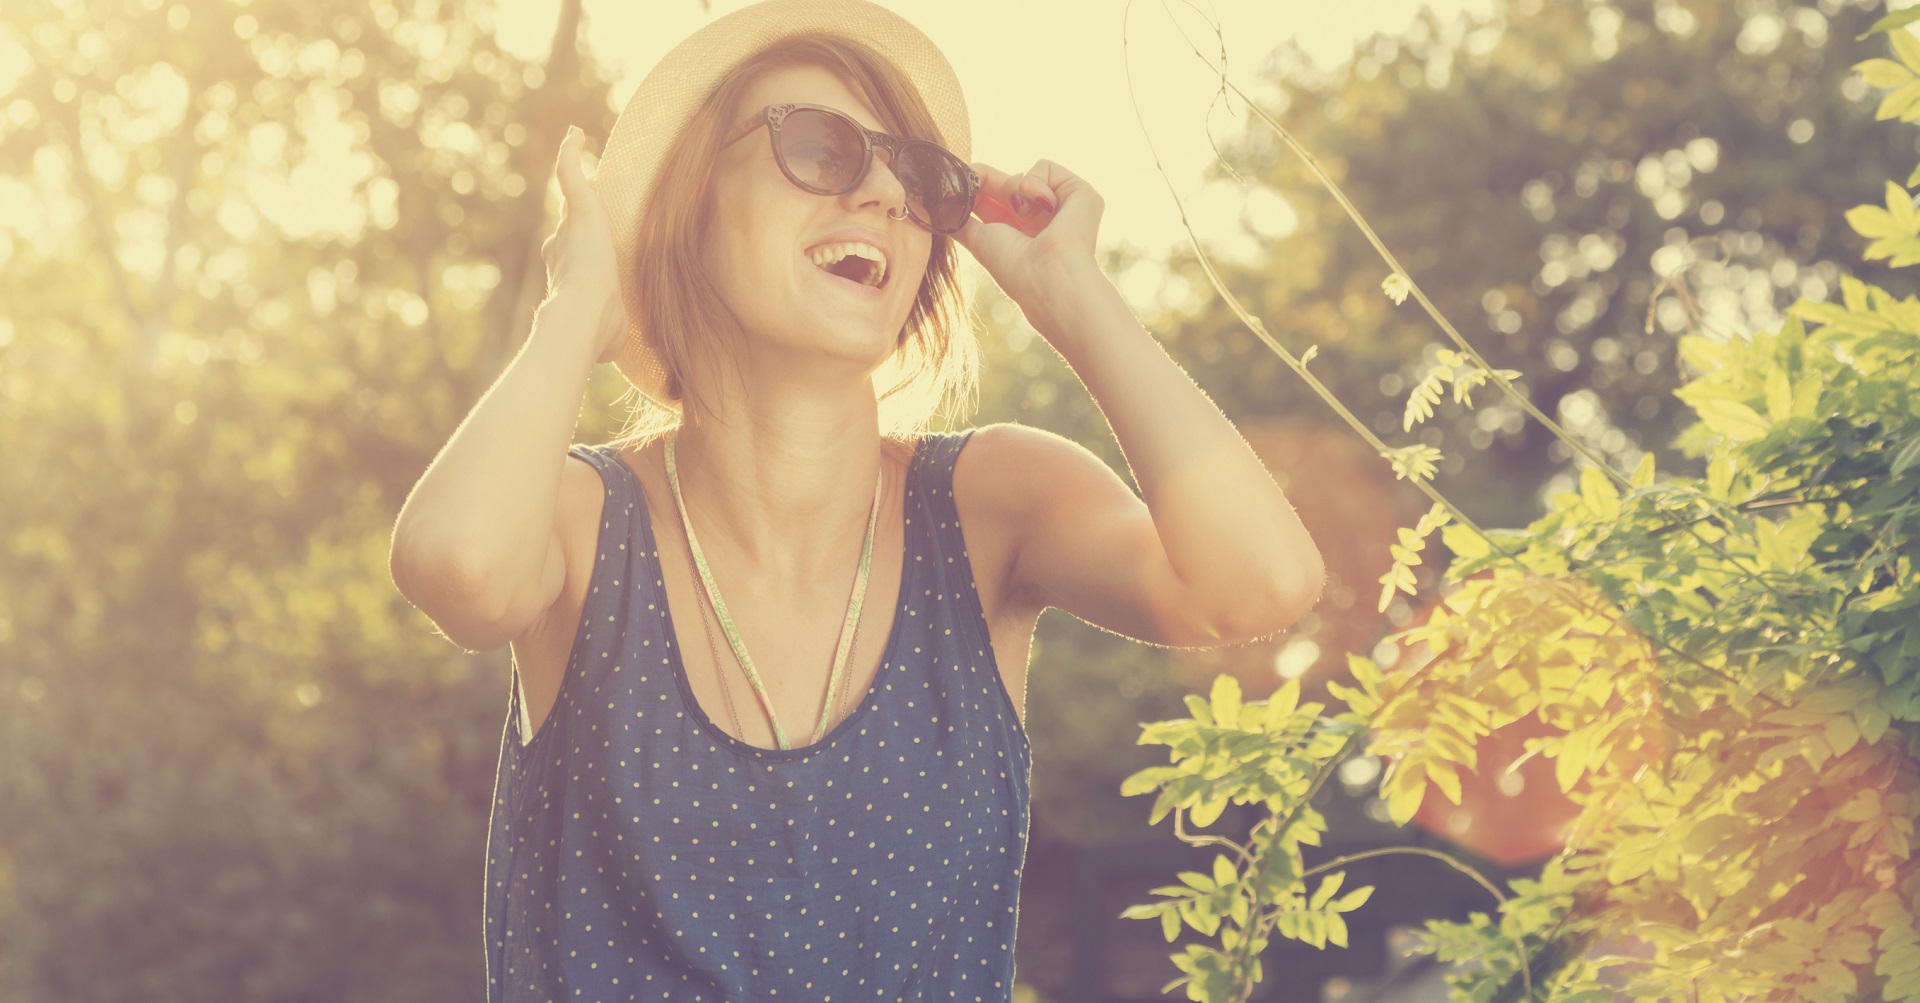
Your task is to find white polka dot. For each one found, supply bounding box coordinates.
[484,435,1031,999]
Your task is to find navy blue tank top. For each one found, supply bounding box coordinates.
[483,429,1033,1002]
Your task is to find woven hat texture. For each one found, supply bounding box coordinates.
[589,0,971,408]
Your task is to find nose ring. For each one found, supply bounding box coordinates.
[887,206,909,221]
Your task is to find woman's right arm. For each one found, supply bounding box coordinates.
[388,126,627,651]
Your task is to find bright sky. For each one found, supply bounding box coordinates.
[495,0,1498,313]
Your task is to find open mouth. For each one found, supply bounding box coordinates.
[807,242,889,290]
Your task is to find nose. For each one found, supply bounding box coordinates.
[846,145,909,218]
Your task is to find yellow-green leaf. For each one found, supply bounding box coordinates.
[1858,57,1918,87]
[1329,885,1375,912]
[1265,679,1301,729]
[1896,29,1920,73]
[1878,941,1920,978]
[1708,452,1737,500]
[1838,790,1882,823]
[1403,372,1444,431]
[1212,854,1237,888]
[1858,703,1893,745]
[1827,714,1861,757]
[1309,872,1346,910]
[1892,180,1919,232]
[1629,452,1656,488]
[1177,870,1215,892]
[1555,728,1590,794]
[1209,675,1242,728]
[1382,271,1412,305]
[1879,81,1920,121]
[1384,760,1426,825]
[1859,7,1920,39]
[1579,464,1621,520]
[1764,367,1793,422]
[1695,399,1771,441]
[1442,523,1491,562]
[1346,653,1384,690]
[1383,444,1443,482]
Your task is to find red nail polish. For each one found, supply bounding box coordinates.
[1010,193,1026,214]
[1037,197,1055,214]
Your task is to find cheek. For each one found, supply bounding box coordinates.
[906,242,937,292]
[697,222,776,300]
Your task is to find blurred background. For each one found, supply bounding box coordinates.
[2,0,1916,998]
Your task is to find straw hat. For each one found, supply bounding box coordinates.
[589,0,972,408]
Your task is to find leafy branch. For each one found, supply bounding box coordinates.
[1112,5,1920,1002]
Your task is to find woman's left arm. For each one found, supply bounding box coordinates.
[957,160,1326,647]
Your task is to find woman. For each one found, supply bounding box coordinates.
[388,1,1324,998]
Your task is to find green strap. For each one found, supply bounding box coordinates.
[664,428,883,749]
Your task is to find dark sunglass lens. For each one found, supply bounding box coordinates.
[896,143,972,232]
[776,108,864,192]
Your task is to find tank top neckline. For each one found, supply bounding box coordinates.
[605,433,931,761]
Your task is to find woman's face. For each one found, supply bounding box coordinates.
[698,64,935,389]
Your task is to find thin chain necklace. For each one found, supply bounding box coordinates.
[663,427,883,750]
[691,549,864,745]
[691,561,748,742]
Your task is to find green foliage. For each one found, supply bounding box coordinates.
[1402,349,1524,434]
[1175,0,1920,533]
[0,0,617,996]
[1377,502,1451,613]
[1122,13,1920,1002]
[1117,676,1376,1001]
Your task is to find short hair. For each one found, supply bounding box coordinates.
[608,34,979,446]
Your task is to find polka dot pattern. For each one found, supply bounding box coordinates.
[482,430,1033,1002]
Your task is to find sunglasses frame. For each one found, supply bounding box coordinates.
[719,102,980,235]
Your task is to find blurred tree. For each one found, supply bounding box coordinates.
[1176,0,1917,532]
[986,0,1920,841]
[7,0,1917,997]
[0,0,612,996]
[968,0,1920,991]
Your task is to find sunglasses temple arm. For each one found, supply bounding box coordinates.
[719,110,767,151]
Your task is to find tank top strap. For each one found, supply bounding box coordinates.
[506,442,652,750]
[911,427,977,551]
[906,428,994,644]
[568,441,667,595]
[559,438,674,659]
[566,441,642,516]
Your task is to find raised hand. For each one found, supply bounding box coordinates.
[952,158,1104,322]
[540,125,627,365]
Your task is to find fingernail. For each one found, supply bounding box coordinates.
[1037,197,1055,214]
[1010,193,1026,214]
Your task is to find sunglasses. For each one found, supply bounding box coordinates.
[719,102,981,235]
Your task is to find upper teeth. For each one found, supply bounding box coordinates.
[808,241,888,287]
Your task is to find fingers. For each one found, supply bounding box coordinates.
[554,125,591,206]
[969,162,1008,219]
[965,165,1046,241]
[969,160,1095,239]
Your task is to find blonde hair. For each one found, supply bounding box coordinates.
[606,34,979,448]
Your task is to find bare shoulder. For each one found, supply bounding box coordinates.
[951,422,1112,515]
[950,422,1106,619]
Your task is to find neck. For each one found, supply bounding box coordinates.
[669,378,898,585]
